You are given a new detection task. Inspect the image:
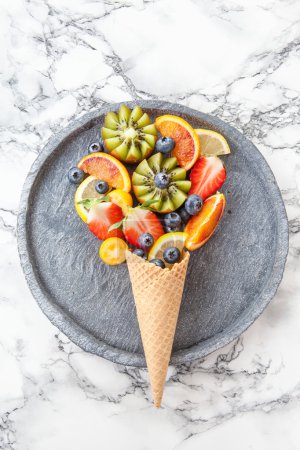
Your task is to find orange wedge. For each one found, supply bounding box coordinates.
[185,193,226,251]
[108,189,133,215]
[155,115,200,171]
[78,152,131,192]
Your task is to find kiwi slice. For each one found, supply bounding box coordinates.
[101,105,157,164]
[132,153,191,213]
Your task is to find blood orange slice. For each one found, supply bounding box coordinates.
[78,152,131,192]
[155,115,200,170]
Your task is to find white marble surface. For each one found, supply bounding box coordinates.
[0,0,300,448]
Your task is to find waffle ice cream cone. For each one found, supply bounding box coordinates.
[126,250,190,407]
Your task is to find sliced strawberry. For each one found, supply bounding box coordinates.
[189,156,226,200]
[123,207,164,248]
[87,202,124,240]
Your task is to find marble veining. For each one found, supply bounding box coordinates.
[0,0,299,449]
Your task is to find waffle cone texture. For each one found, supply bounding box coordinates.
[126,250,190,407]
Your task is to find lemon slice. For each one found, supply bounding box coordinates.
[148,232,188,268]
[195,129,231,157]
[75,175,107,222]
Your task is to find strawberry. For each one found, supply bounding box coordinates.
[123,207,164,248]
[87,202,124,240]
[189,156,226,200]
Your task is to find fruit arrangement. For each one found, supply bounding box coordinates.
[67,104,231,408]
[67,104,230,267]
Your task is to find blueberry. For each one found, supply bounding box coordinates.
[133,248,146,258]
[67,167,85,184]
[178,206,191,224]
[163,247,181,264]
[165,225,181,233]
[88,141,104,154]
[154,172,170,189]
[164,212,182,228]
[185,194,203,216]
[155,137,175,154]
[138,233,154,250]
[95,180,109,194]
[150,258,165,269]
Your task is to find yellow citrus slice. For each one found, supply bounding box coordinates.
[108,189,133,215]
[78,152,131,192]
[148,232,188,268]
[155,115,200,170]
[99,237,128,265]
[75,175,108,223]
[195,129,231,157]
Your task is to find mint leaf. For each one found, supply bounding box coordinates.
[108,219,124,232]
[140,199,160,209]
[77,196,109,210]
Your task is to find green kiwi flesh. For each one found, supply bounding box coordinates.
[132,153,191,213]
[102,104,157,164]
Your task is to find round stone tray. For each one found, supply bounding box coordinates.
[17,101,288,367]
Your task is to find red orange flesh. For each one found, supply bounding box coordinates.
[78,152,131,192]
[155,115,200,170]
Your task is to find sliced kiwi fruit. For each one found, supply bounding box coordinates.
[101,105,157,164]
[132,152,191,213]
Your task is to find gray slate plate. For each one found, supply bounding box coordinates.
[17,101,288,367]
